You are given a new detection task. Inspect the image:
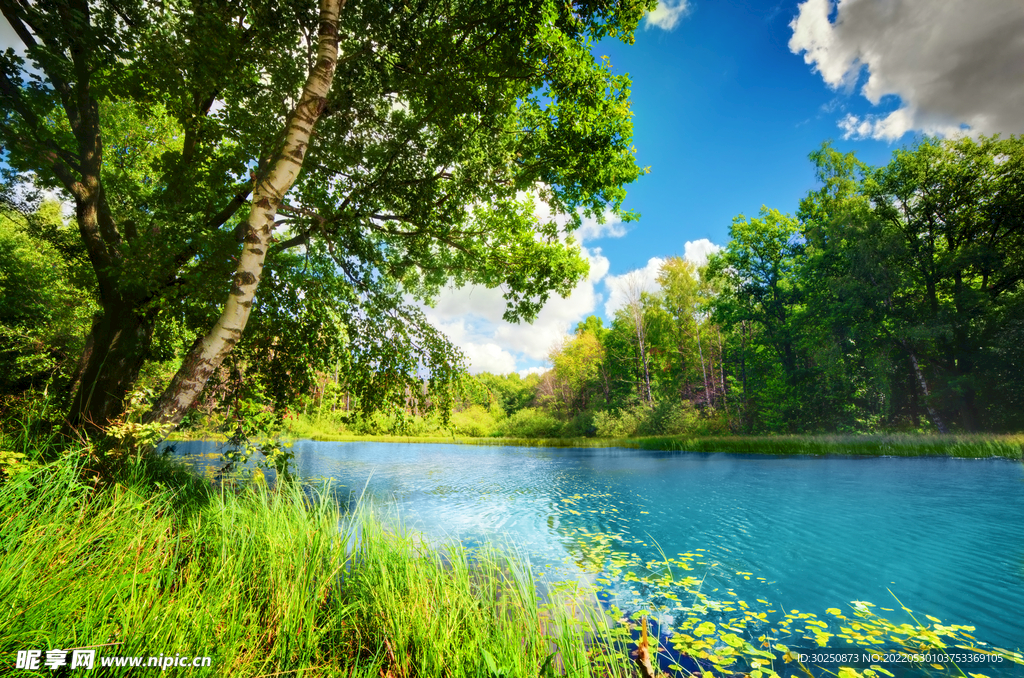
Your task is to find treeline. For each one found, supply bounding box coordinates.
[457,136,1024,436]
[3,135,1022,439]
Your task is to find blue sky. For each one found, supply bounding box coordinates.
[595,0,898,269]
[423,0,1023,375]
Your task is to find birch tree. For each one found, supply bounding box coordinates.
[0,0,653,433]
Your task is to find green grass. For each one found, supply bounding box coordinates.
[4,422,1022,677]
[631,432,1024,459]
[0,441,632,677]
[169,407,1024,459]
[258,430,1024,459]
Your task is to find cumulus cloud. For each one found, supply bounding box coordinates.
[576,213,628,242]
[420,193,629,375]
[789,0,1024,140]
[645,0,690,31]
[603,257,665,318]
[683,238,722,266]
[460,342,518,375]
[422,247,610,374]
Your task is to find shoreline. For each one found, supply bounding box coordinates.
[166,431,1024,459]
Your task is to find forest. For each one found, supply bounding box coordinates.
[449,136,1024,439]
[4,133,1023,442]
[1,0,1021,447]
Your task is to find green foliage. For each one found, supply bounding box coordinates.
[458,134,1024,439]
[0,0,654,430]
[551,329,608,416]
[450,404,501,438]
[593,405,644,437]
[682,135,1024,434]
[588,400,716,438]
[0,205,97,395]
[638,399,699,436]
[496,407,564,438]
[473,372,541,416]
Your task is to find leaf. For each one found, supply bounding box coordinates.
[720,633,745,648]
[695,621,717,637]
[539,651,557,678]
[481,648,499,676]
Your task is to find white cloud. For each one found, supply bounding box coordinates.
[683,238,722,266]
[461,342,518,375]
[423,235,723,373]
[419,189,628,375]
[576,213,627,242]
[517,366,548,378]
[603,257,665,318]
[645,0,690,31]
[789,0,1024,140]
[422,247,610,374]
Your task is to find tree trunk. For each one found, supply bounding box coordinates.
[717,327,727,409]
[908,350,949,434]
[145,0,344,429]
[696,320,709,406]
[68,302,156,433]
[637,329,653,405]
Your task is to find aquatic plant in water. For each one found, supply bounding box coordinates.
[551,530,1024,678]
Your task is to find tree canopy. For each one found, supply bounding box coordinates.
[0,0,653,432]
[489,135,1024,437]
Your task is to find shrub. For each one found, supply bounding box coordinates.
[561,410,598,437]
[593,406,644,437]
[495,407,562,438]
[638,400,699,436]
[450,404,498,437]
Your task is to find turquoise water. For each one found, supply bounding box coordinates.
[172,441,1024,674]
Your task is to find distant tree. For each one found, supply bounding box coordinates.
[706,207,804,430]
[657,257,718,406]
[832,136,1024,431]
[616,272,654,404]
[473,372,539,417]
[549,329,605,417]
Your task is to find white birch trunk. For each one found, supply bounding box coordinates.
[146,0,344,428]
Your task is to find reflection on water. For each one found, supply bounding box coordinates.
[170,440,1024,663]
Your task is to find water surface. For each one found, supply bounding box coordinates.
[172,440,1024,669]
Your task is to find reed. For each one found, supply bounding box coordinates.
[0,441,631,677]
[632,432,1024,459]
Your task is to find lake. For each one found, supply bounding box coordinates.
[171,440,1024,675]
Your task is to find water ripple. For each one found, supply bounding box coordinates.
[175,441,1024,658]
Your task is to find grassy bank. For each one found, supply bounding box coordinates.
[235,428,1024,459]
[632,432,1024,459]
[5,428,1024,678]
[170,409,1023,459]
[0,444,630,677]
